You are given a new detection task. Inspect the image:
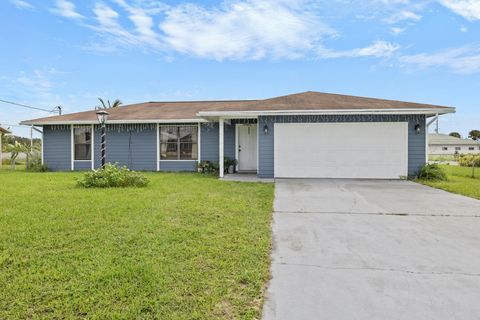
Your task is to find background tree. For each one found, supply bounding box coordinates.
[468,130,480,141]
[97,98,122,109]
[449,132,461,138]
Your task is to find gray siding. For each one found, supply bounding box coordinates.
[200,122,236,163]
[224,123,236,160]
[200,123,219,162]
[43,126,71,171]
[159,160,197,172]
[93,126,157,171]
[74,161,91,171]
[258,115,426,178]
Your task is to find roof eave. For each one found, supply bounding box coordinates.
[20,118,208,126]
[197,107,456,118]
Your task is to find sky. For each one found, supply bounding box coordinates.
[1,0,479,139]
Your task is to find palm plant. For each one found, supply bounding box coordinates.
[98,98,122,109]
[5,141,28,170]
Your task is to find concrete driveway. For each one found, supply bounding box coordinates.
[263,179,480,320]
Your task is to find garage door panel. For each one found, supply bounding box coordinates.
[274,122,408,179]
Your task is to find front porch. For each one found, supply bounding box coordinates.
[217,118,260,178]
[220,173,274,183]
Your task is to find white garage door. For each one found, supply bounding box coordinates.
[274,122,408,179]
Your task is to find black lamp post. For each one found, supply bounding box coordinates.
[96,110,109,168]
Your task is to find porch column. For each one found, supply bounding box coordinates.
[219,118,224,178]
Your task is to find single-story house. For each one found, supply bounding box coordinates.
[0,126,12,168]
[429,133,480,155]
[21,91,454,179]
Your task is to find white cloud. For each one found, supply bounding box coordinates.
[385,10,422,24]
[320,41,400,58]
[159,0,335,60]
[10,0,33,9]
[15,70,53,96]
[90,2,163,50]
[391,27,406,35]
[51,0,84,19]
[438,0,480,21]
[400,46,480,74]
[460,25,468,32]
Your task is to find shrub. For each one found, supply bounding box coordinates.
[197,161,219,174]
[417,164,447,181]
[26,157,48,172]
[458,154,480,167]
[77,163,149,188]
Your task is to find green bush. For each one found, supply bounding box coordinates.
[458,154,480,167]
[26,157,48,172]
[417,164,447,181]
[197,161,219,174]
[77,163,149,188]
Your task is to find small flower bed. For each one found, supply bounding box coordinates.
[77,163,149,188]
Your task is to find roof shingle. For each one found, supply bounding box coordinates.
[21,91,453,125]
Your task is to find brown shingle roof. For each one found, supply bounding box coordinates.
[21,91,454,125]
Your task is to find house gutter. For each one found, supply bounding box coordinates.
[20,118,209,126]
[196,107,456,118]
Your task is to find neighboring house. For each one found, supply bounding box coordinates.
[429,133,480,155]
[21,91,454,179]
[0,126,12,168]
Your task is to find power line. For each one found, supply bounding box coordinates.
[0,123,31,128]
[0,98,60,114]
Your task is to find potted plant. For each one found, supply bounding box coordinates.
[224,157,237,174]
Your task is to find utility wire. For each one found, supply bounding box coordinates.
[0,123,31,128]
[0,98,58,114]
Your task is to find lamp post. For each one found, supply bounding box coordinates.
[96,110,109,168]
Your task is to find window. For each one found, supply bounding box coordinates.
[159,125,198,160]
[455,147,461,151]
[442,147,448,151]
[469,147,475,151]
[74,127,92,160]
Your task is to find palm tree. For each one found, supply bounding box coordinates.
[98,98,122,109]
[5,141,28,170]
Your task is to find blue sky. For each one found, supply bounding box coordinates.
[1,0,479,138]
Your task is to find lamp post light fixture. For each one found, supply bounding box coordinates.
[96,110,109,168]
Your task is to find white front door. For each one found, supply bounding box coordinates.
[237,124,258,172]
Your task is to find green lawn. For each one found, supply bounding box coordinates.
[0,171,274,319]
[419,165,480,200]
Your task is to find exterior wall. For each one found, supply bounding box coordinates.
[43,126,71,171]
[429,145,480,155]
[94,125,157,171]
[159,160,197,171]
[74,161,92,171]
[200,122,236,162]
[258,115,426,178]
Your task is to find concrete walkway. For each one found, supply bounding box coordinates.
[263,179,480,320]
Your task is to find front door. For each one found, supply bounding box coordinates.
[237,124,257,172]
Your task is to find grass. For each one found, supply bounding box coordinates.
[428,154,456,162]
[0,170,274,319]
[419,165,480,200]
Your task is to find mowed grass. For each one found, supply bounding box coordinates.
[0,171,274,319]
[419,165,480,200]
